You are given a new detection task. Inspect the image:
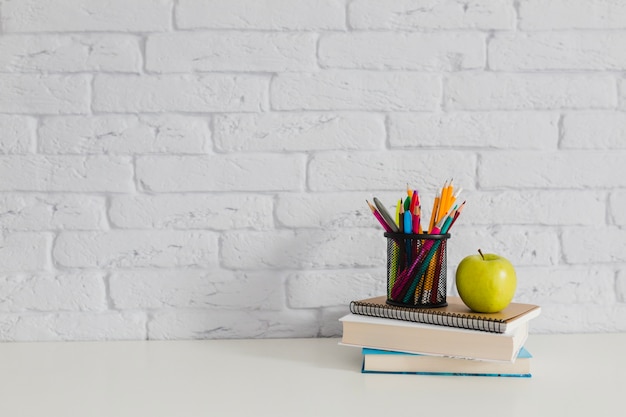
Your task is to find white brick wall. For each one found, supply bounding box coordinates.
[0,0,624,341]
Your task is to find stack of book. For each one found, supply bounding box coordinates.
[340,295,541,377]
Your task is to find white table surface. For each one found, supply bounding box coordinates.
[0,333,623,417]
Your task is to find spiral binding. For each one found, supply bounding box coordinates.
[349,300,505,333]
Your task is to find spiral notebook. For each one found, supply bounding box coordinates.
[349,295,540,334]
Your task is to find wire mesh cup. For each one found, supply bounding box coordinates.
[384,232,450,308]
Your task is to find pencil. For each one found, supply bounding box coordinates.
[388,237,400,297]
[373,197,399,233]
[412,205,420,234]
[409,189,418,214]
[421,206,453,300]
[438,179,452,222]
[428,190,440,233]
[401,238,443,304]
[403,211,456,304]
[403,209,412,234]
[449,187,462,210]
[417,205,423,234]
[450,200,466,228]
[429,240,446,304]
[366,200,393,233]
[395,199,401,231]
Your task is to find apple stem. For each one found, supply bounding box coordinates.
[478,249,485,260]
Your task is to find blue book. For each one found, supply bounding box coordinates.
[362,346,532,377]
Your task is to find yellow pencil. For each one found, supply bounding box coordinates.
[395,199,401,231]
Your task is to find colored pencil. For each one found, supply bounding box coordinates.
[367,200,393,233]
[428,190,440,233]
[373,197,399,233]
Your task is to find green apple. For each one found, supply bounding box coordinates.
[455,249,517,313]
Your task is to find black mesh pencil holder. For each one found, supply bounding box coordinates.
[384,232,450,308]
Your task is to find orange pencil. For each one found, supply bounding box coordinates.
[434,181,445,223]
[434,180,447,224]
[417,206,423,234]
[428,189,440,233]
[448,187,462,212]
[438,179,453,222]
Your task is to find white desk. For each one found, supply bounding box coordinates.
[0,333,623,417]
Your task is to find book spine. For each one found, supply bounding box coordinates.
[349,301,505,333]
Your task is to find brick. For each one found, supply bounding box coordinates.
[611,191,626,226]
[1,0,624,342]
[53,231,218,268]
[562,112,626,149]
[389,112,558,149]
[93,74,268,113]
[109,194,274,230]
[176,0,345,30]
[0,115,36,154]
[448,225,559,268]
[136,154,305,192]
[319,32,485,71]
[0,75,90,114]
[110,270,283,310]
[459,190,605,226]
[1,0,170,32]
[446,73,616,110]
[0,272,107,312]
[349,0,515,30]
[490,32,626,71]
[0,156,133,192]
[479,151,626,188]
[308,151,475,191]
[0,233,50,272]
[147,32,317,73]
[287,270,386,308]
[276,191,400,229]
[213,113,384,152]
[519,0,626,30]
[0,34,141,73]
[0,311,147,341]
[617,270,626,302]
[39,115,209,154]
[615,80,626,111]
[221,229,385,269]
[563,227,626,264]
[271,71,441,111]
[0,194,106,231]
[514,266,616,305]
[148,309,319,339]
[320,307,348,337]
